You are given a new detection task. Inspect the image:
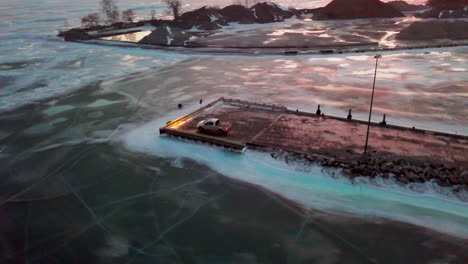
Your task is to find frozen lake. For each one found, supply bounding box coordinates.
[0,0,467,263]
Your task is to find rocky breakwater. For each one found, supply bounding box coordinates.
[271,150,468,195]
[299,0,404,20]
[396,20,468,40]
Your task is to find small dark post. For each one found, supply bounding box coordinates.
[316,105,321,115]
[347,109,352,120]
[178,104,182,109]
[199,99,203,104]
[380,114,386,125]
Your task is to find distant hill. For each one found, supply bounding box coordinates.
[396,20,468,40]
[312,0,404,20]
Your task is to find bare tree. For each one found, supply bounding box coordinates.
[122,9,136,22]
[150,9,157,20]
[100,0,120,24]
[81,13,100,27]
[163,0,182,20]
[232,0,262,7]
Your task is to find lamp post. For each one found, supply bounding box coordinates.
[364,54,381,155]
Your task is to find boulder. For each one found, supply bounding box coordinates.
[219,5,257,24]
[306,155,316,162]
[381,162,393,172]
[460,169,468,180]
[396,20,468,40]
[249,2,294,23]
[312,0,404,20]
[398,177,410,184]
[419,3,468,18]
[387,1,428,12]
[406,172,419,182]
[139,25,193,46]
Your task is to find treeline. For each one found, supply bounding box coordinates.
[81,0,137,27]
[81,0,267,28]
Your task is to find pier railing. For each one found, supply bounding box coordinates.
[223,98,288,111]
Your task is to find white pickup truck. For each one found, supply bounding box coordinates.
[197,118,231,135]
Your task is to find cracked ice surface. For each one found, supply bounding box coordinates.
[0,0,466,262]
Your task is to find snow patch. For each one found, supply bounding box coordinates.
[209,14,218,23]
[165,25,172,36]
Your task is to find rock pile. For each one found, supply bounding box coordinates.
[310,0,404,20]
[139,25,195,46]
[249,2,294,23]
[396,20,468,40]
[219,5,257,24]
[177,6,228,30]
[270,149,468,191]
[175,2,294,30]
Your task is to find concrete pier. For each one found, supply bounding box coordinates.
[159,98,468,166]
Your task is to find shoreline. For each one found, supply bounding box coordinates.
[57,2,468,56]
[74,38,468,56]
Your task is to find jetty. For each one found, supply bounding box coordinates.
[159,98,468,188]
[160,98,467,164]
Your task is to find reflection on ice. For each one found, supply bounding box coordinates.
[42,105,75,116]
[118,108,468,239]
[101,30,153,42]
[87,99,124,108]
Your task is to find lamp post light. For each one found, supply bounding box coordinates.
[364,54,381,155]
